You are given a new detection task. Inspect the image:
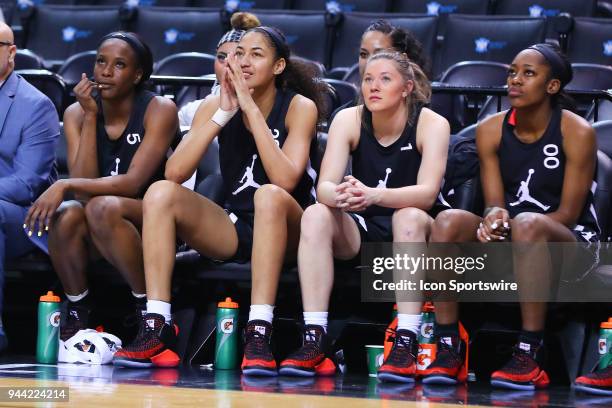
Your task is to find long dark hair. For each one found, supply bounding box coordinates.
[248,26,328,123]
[364,19,432,79]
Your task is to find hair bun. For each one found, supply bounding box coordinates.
[231,12,261,30]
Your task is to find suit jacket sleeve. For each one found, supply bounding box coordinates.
[0,97,59,205]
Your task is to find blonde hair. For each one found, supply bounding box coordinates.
[365,52,431,122]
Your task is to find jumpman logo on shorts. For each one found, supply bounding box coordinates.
[509,168,550,211]
[575,224,597,241]
[233,154,261,195]
[110,158,120,176]
[377,168,392,188]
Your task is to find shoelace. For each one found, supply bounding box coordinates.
[288,331,322,360]
[245,330,269,354]
[502,346,534,371]
[387,333,415,364]
[434,338,463,367]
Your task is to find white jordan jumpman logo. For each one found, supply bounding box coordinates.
[377,168,392,188]
[509,168,550,210]
[233,154,261,195]
[110,158,120,176]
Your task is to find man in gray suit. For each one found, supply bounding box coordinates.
[0,22,59,350]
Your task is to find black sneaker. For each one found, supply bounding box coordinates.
[377,329,418,383]
[279,325,336,377]
[60,302,90,342]
[113,313,179,368]
[422,335,467,385]
[241,320,277,376]
[491,340,549,390]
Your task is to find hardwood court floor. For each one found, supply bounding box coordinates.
[0,361,608,407]
[0,377,488,408]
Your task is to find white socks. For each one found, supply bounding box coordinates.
[132,291,146,299]
[397,313,422,336]
[304,311,328,333]
[248,304,275,324]
[147,300,172,324]
[66,289,89,303]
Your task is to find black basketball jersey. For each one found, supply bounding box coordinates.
[96,90,167,192]
[352,104,427,217]
[499,108,600,240]
[218,88,316,212]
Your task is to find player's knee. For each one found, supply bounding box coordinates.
[511,212,546,242]
[51,204,87,240]
[143,180,179,214]
[85,196,123,234]
[254,184,289,215]
[301,203,334,241]
[430,209,467,242]
[392,207,430,240]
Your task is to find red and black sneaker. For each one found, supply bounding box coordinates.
[575,365,612,395]
[113,313,180,368]
[60,303,90,342]
[279,325,336,377]
[377,329,418,383]
[490,340,549,390]
[241,320,277,377]
[421,335,467,385]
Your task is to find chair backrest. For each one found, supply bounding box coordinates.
[594,150,612,241]
[192,0,288,8]
[477,95,511,121]
[57,50,97,87]
[566,64,612,91]
[153,52,216,77]
[437,61,509,132]
[174,74,216,110]
[594,120,612,160]
[22,5,121,62]
[15,49,44,70]
[587,100,612,123]
[330,12,438,69]
[342,62,360,86]
[440,60,510,87]
[436,15,546,78]
[121,0,191,5]
[323,78,358,110]
[17,69,66,116]
[292,0,389,12]
[130,7,224,61]
[392,0,490,14]
[255,10,329,64]
[566,17,612,66]
[493,0,597,17]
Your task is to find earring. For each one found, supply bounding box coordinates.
[402,92,407,98]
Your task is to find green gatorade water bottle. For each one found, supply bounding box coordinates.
[599,318,612,370]
[215,297,239,369]
[36,291,61,364]
[417,302,436,374]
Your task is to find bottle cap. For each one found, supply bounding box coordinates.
[218,297,238,308]
[393,303,397,311]
[422,302,435,313]
[601,318,612,329]
[39,291,60,302]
